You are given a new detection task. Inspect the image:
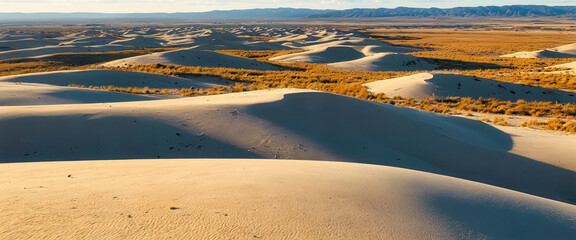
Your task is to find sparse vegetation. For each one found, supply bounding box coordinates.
[521,118,576,133]
[362,28,576,91]
[0,48,177,76]
[2,26,575,133]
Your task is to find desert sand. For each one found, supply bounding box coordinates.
[100,47,283,70]
[1,25,575,239]
[0,81,158,106]
[268,35,433,71]
[363,72,576,103]
[1,89,575,204]
[501,42,576,58]
[0,69,233,89]
[328,53,436,72]
[0,27,288,60]
[270,45,367,63]
[1,26,436,72]
[550,61,576,71]
[2,159,575,239]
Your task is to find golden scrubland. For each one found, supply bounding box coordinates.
[2,25,575,133]
[0,48,175,76]
[362,28,576,89]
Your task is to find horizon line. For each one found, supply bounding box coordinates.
[1,5,575,14]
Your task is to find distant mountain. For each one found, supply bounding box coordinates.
[0,6,575,22]
[310,5,576,18]
[0,8,333,22]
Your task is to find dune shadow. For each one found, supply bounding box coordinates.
[245,92,576,204]
[421,57,506,70]
[0,114,261,163]
[43,87,157,103]
[426,194,576,239]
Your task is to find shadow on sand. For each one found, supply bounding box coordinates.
[245,92,576,205]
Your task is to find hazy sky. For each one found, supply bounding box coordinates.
[0,0,574,13]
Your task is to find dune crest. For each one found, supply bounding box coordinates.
[501,42,576,58]
[0,82,157,106]
[101,47,283,70]
[1,89,575,204]
[327,52,436,72]
[364,73,576,103]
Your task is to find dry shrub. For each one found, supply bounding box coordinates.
[521,118,576,133]
[493,117,509,126]
[562,121,576,133]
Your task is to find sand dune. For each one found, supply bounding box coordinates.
[1,89,575,204]
[270,32,436,72]
[0,44,134,60]
[268,29,420,71]
[301,38,415,52]
[1,159,574,239]
[550,43,576,55]
[1,26,576,239]
[269,38,430,72]
[0,82,157,106]
[501,50,576,58]
[550,61,576,70]
[364,73,576,103]
[270,45,366,63]
[501,43,576,58]
[0,38,59,51]
[101,48,283,70]
[0,27,290,60]
[0,69,231,89]
[328,53,437,72]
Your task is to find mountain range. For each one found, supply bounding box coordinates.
[0,5,575,22]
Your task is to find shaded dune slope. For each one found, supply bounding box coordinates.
[327,53,436,72]
[0,69,228,89]
[501,43,576,58]
[0,82,157,106]
[364,73,576,103]
[101,48,283,70]
[270,46,366,63]
[1,89,574,204]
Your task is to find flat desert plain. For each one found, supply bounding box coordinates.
[0,21,575,239]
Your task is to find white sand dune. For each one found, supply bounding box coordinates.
[328,52,437,72]
[101,47,283,70]
[2,26,576,239]
[0,44,135,60]
[501,50,576,58]
[1,159,574,239]
[270,45,366,63]
[364,73,576,103]
[301,38,415,53]
[550,61,576,70]
[0,69,231,89]
[1,89,575,205]
[0,82,157,106]
[0,27,289,60]
[268,37,430,72]
[501,43,576,58]
[185,31,288,51]
[0,38,60,51]
[550,43,576,55]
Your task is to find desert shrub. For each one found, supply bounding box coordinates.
[492,117,509,126]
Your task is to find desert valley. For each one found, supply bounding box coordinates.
[1,5,576,239]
